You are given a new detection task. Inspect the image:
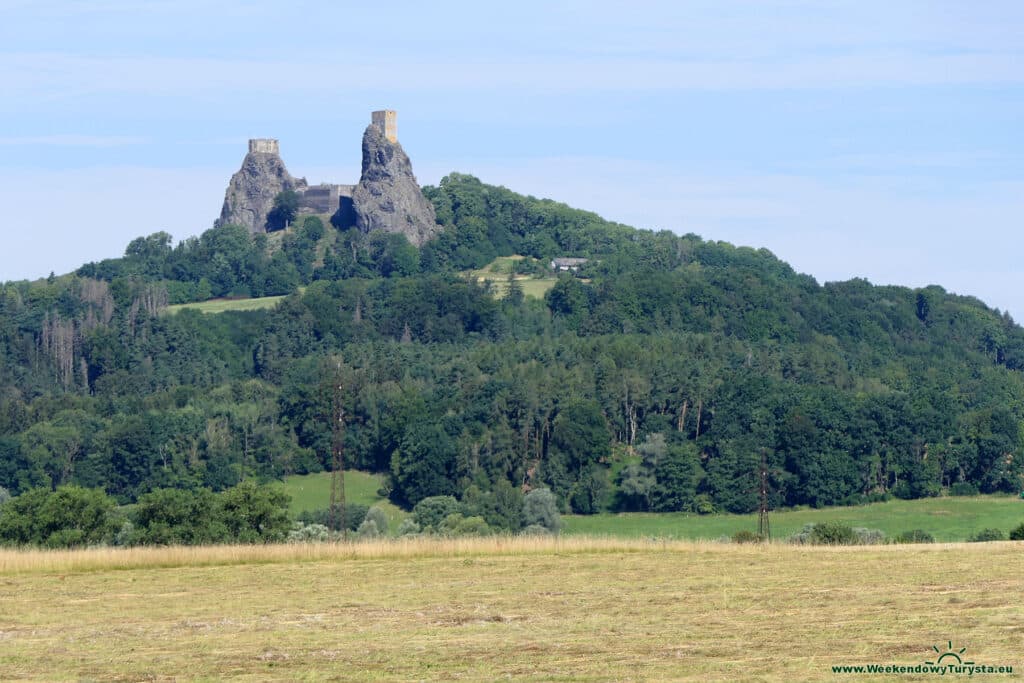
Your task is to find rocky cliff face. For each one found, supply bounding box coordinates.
[215,150,303,233]
[352,124,439,247]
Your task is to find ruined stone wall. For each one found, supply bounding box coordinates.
[248,138,280,154]
[296,184,356,214]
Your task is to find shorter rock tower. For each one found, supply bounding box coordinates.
[215,138,298,233]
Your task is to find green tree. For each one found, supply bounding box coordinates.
[0,486,117,547]
[218,481,292,543]
[391,422,457,506]
[522,487,561,533]
[266,190,300,231]
[131,488,228,545]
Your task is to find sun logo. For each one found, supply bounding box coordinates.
[925,641,974,666]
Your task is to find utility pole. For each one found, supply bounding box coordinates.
[329,363,346,537]
[758,449,771,541]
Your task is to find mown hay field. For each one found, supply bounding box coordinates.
[1,537,1021,681]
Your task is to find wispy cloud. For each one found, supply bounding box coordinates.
[0,134,148,147]
[1,50,1020,106]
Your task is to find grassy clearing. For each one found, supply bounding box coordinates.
[165,295,289,314]
[282,470,406,528]
[565,495,1024,542]
[0,538,1020,681]
[462,254,558,299]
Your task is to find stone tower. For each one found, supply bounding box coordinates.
[371,110,398,143]
[248,138,280,154]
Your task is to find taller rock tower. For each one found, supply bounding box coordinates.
[352,110,439,246]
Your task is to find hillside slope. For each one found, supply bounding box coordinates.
[0,173,1022,519]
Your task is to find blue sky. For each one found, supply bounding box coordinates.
[1,1,1022,316]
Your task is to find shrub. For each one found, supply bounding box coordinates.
[693,494,715,515]
[809,522,857,545]
[731,530,762,544]
[364,506,389,536]
[521,524,554,535]
[356,518,381,539]
[788,523,816,545]
[894,529,935,544]
[1009,523,1024,541]
[288,522,330,543]
[439,513,491,537]
[412,496,460,531]
[948,482,979,496]
[0,486,119,548]
[397,518,421,536]
[789,522,864,545]
[131,488,228,545]
[852,527,886,545]
[522,488,561,533]
[969,528,1005,542]
[297,503,368,532]
[218,481,292,543]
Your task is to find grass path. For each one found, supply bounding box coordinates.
[0,538,1020,681]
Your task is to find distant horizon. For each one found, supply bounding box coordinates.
[2,1,1021,317]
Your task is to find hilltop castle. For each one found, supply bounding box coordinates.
[215,110,439,246]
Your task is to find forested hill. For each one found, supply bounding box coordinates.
[1,172,1023,521]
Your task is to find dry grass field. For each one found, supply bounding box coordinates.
[0,537,1021,681]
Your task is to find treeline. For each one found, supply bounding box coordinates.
[0,482,291,548]
[1,174,1023,518]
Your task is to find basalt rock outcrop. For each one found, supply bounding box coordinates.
[351,122,439,247]
[215,139,302,234]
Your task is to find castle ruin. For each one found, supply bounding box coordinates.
[215,110,436,245]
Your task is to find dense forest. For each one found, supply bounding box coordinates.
[2,172,1023,534]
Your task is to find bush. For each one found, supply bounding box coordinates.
[809,522,858,545]
[131,488,228,545]
[1009,523,1024,541]
[218,481,292,544]
[969,528,1005,542]
[412,496,461,531]
[789,522,862,545]
[693,494,716,515]
[364,506,389,536]
[297,503,368,532]
[788,523,816,545]
[288,522,330,543]
[0,486,119,548]
[894,529,935,544]
[522,488,561,533]
[731,530,762,544]
[356,518,381,539]
[521,524,554,535]
[948,481,979,496]
[439,513,491,537]
[852,527,886,545]
[397,518,421,536]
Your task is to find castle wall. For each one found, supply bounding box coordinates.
[248,139,280,154]
[297,184,356,214]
